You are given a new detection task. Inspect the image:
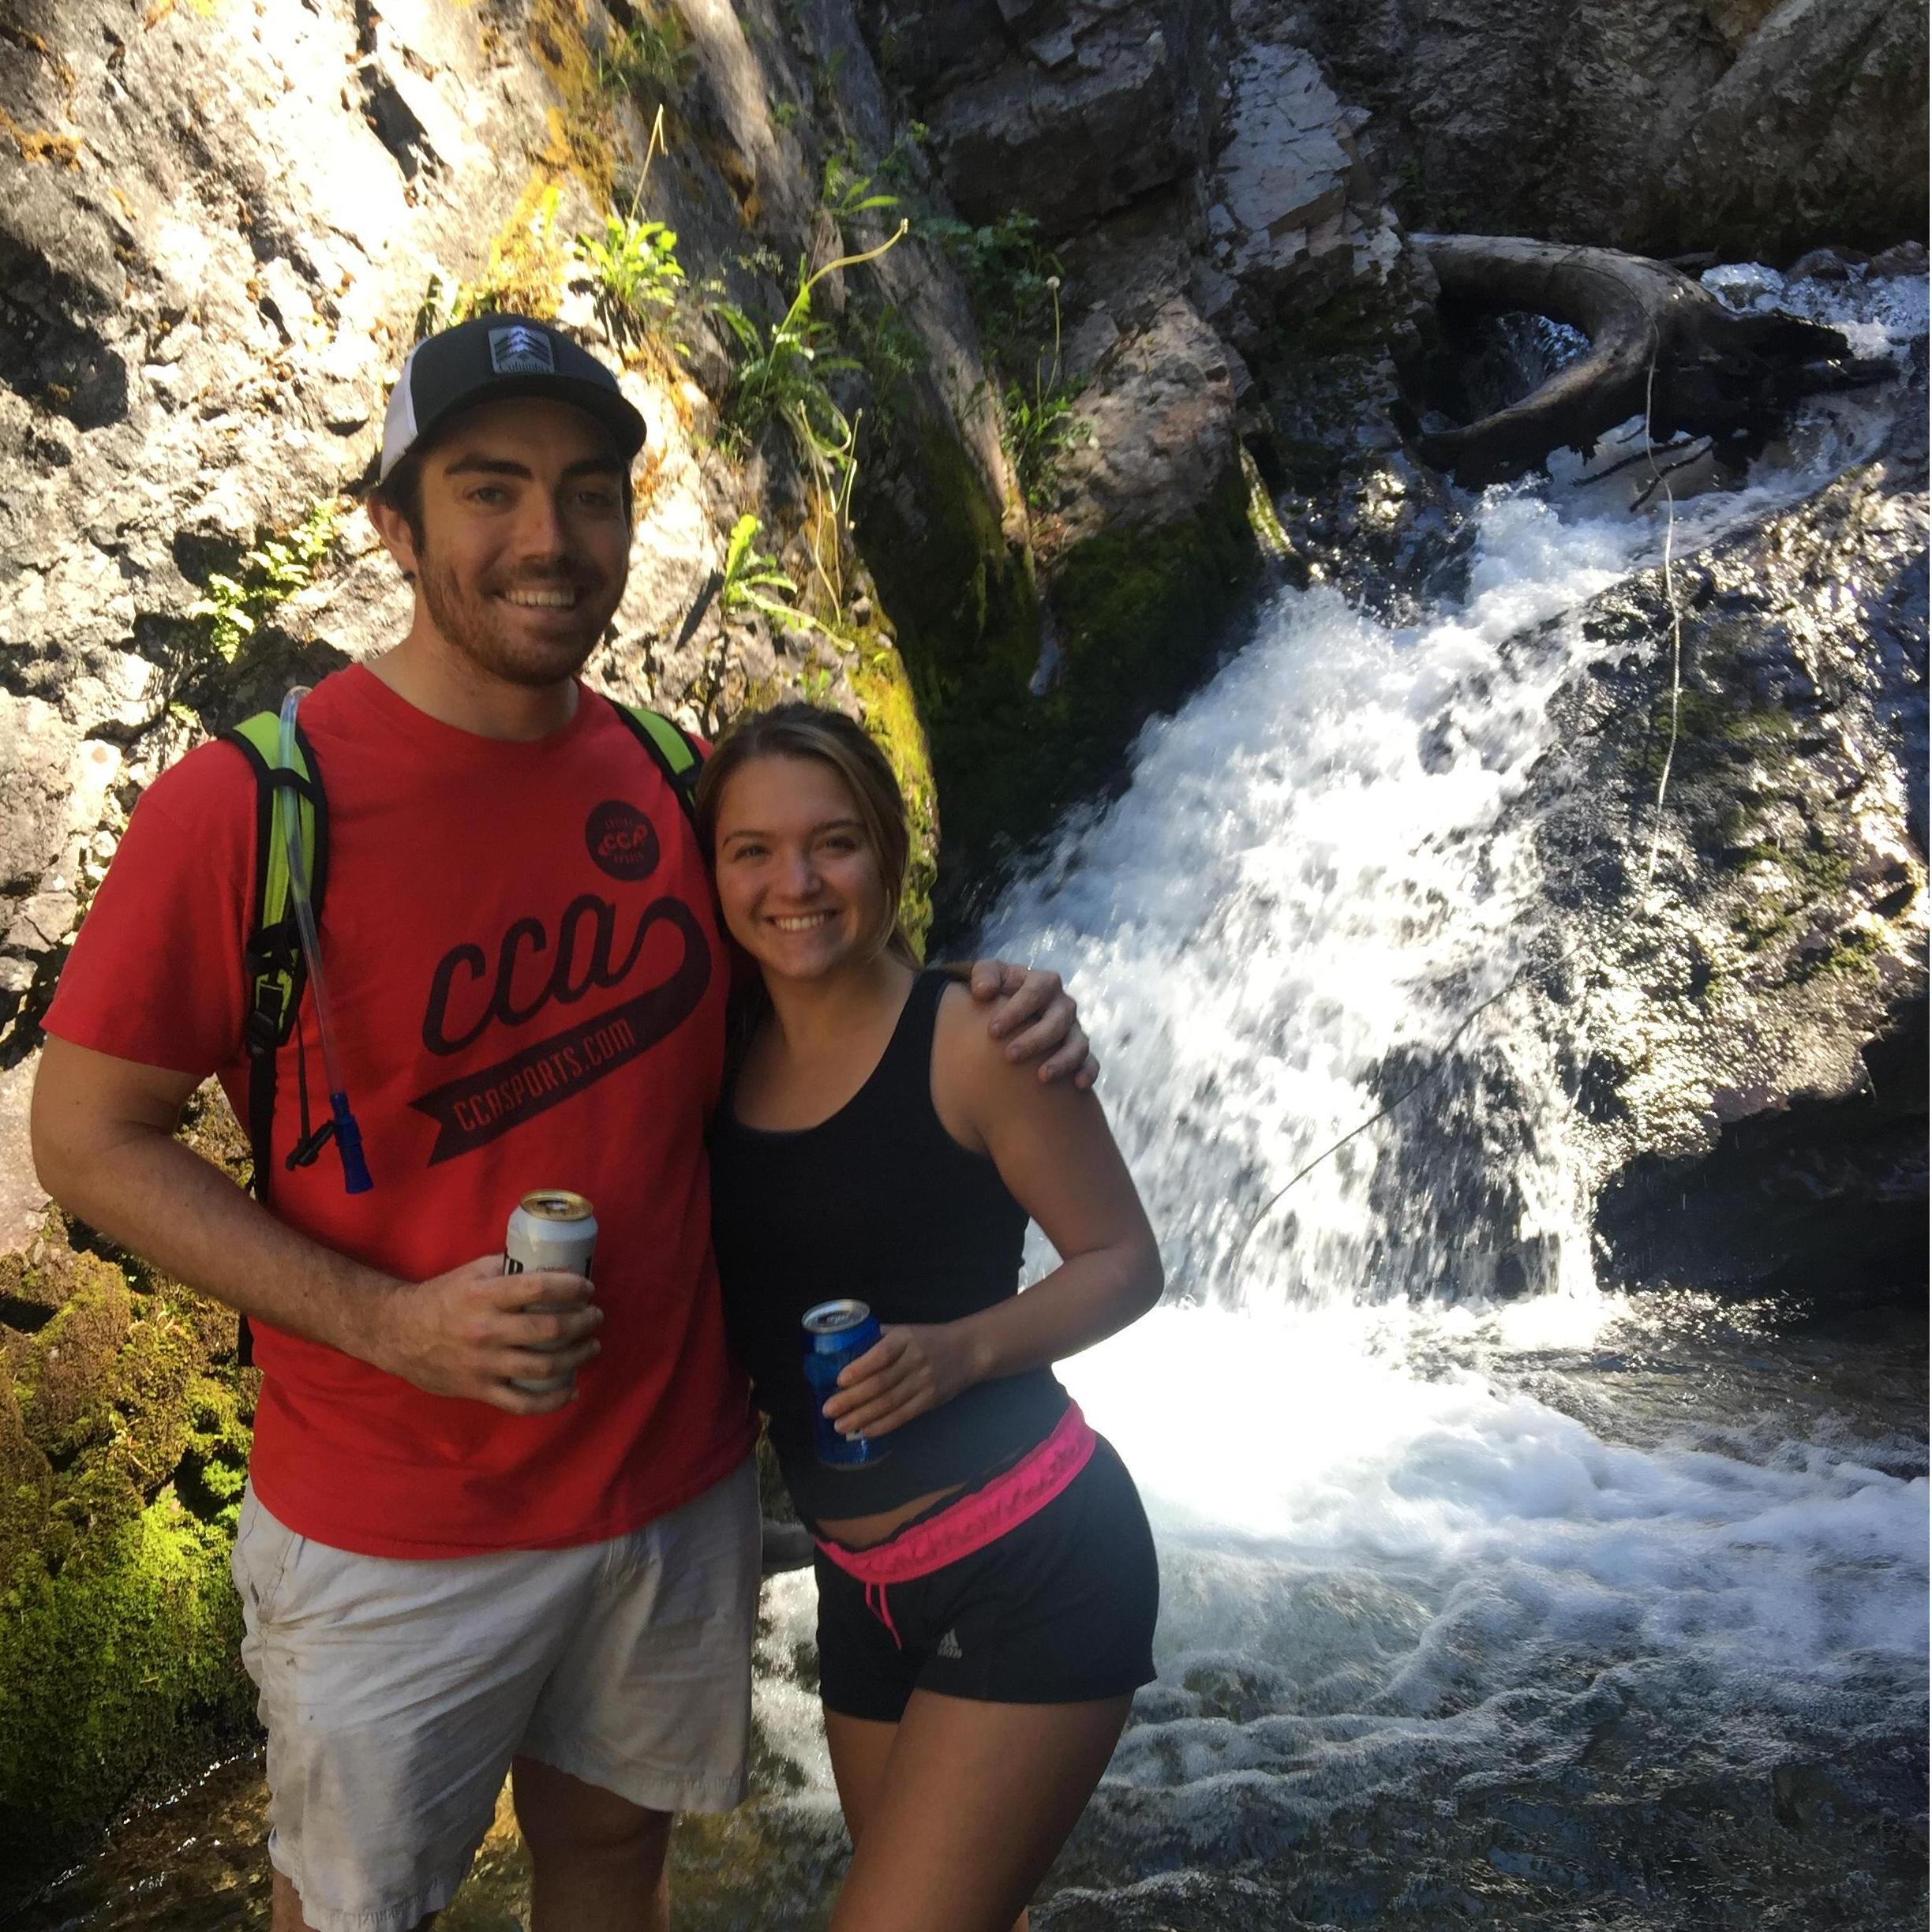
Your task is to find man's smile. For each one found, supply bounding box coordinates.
[498,585,584,610]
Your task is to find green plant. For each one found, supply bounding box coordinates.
[712,226,906,469]
[842,295,928,425]
[822,143,900,234]
[878,122,930,193]
[571,108,685,351]
[1003,381,1088,507]
[573,215,685,345]
[596,13,693,96]
[998,275,1090,507]
[713,228,908,621]
[771,99,801,130]
[719,514,834,638]
[920,208,1063,365]
[413,271,457,342]
[184,500,343,664]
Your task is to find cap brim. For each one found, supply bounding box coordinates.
[391,374,647,478]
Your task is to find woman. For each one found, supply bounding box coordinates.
[699,704,1163,1932]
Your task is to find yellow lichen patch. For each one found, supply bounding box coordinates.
[631,441,667,514]
[526,0,624,207]
[142,0,221,24]
[0,109,83,168]
[464,179,571,321]
[0,22,75,89]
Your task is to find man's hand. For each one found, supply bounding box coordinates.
[369,1256,603,1415]
[968,960,1097,1088]
[821,1323,977,1441]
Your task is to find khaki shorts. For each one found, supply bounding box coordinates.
[231,1458,760,1932]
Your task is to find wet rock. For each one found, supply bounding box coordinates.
[1526,400,1928,1288]
[1870,240,1930,279]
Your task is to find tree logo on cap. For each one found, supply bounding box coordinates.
[489,324,557,376]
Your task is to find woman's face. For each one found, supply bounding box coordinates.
[712,753,889,983]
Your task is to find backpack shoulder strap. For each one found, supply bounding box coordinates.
[606,697,705,834]
[221,711,329,1206]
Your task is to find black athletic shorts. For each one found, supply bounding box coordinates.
[813,1435,1160,1722]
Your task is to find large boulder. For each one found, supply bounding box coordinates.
[1296,0,1926,260]
[1530,399,1927,1288]
[860,0,1226,236]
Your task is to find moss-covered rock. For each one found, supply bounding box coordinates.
[0,1098,259,1903]
[919,462,1263,927]
[846,620,941,957]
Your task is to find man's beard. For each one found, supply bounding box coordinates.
[416,552,623,689]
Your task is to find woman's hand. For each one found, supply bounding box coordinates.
[821,1323,979,1441]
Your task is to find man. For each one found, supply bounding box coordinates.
[30,315,1092,1932]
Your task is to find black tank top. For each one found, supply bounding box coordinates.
[709,969,1069,1525]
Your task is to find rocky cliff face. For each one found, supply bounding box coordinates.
[1294,0,1927,262]
[855,0,1422,910]
[0,0,863,1219]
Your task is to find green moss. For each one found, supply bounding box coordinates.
[934,466,1260,905]
[0,1488,249,1868]
[1640,686,1796,785]
[846,622,938,956]
[861,408,1260,928]
[1,1098,260,1885]
[859,414,1039,700]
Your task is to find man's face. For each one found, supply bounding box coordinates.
[374,395,634,687]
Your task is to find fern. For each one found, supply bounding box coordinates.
[574,216,684,346]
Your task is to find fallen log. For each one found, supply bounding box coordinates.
[1412,234,1868,487]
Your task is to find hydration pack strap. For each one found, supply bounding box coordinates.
[608,698,705,834]
[223,712,331,1367]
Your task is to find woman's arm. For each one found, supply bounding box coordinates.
[820,986,1161,1443]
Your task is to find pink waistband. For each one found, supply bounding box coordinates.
[813,1402,1098,1587]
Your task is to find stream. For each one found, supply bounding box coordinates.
[12,269,1926,1932]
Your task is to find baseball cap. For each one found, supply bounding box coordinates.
[377,314,647,482]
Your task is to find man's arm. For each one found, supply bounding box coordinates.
[966,960,1099,1088]
[31,1035,601,1415]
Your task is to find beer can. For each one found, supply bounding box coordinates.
[801,1299,889,1466]
[504,1190,597,1393]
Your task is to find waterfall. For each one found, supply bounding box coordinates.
[978,268,1923,1316]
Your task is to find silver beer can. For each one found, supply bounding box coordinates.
[504,1189,597,1392]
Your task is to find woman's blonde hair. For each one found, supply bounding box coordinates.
[694,702,920,967]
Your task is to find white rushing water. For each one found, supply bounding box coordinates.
[749,271,1929,1906]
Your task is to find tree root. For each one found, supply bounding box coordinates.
[1412,234,1880,486]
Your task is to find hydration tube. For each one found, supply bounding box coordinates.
[276,687,373,1194]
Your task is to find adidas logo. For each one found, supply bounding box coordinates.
[489,324,556,376]
[935,1628,964,1661]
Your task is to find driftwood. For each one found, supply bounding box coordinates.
[1413,234,1866,487]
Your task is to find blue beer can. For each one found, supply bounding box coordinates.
[802,1299,890,1466]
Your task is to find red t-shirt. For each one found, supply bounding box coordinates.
[44,665,755,1557]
